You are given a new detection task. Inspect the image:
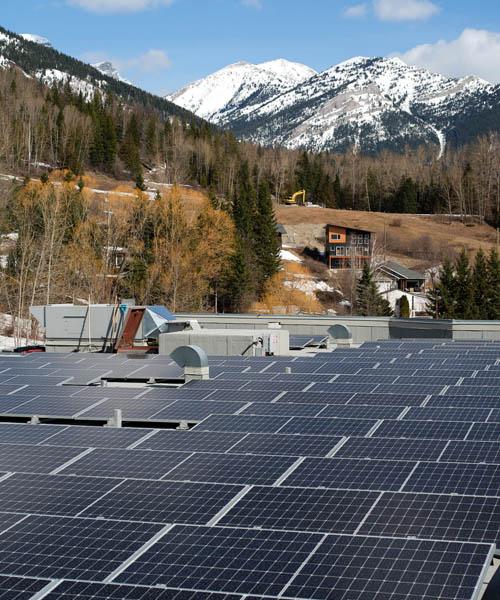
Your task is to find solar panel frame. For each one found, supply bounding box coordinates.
[0,514,165,580]
[284,534,493,600]
[218,485,380,533]
[227,433,342,457]
[281,456,418,491]
[81,478,245,524]
[59,447,193,480]
[359,491,500,544]
[115,524,324,594]
[164,451,298,485]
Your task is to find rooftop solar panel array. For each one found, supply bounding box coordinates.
[0,339,500,598]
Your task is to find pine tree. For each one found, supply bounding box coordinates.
[454,249,476,318]
[221,241,253,313]
[487,248,500,319]
[427,258,456,318]
[254,181,281,296]
[399,295,410,318]
[355,263,393,316]
[473,248,489,319]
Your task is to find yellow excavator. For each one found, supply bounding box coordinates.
[284,189,306,205]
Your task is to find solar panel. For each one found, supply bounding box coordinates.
[166,452,297,486]
[348,392,428,406]
[193,414,292,434]
[372,419,472,440]
[0,441,85,473]
[402,461,500,496]
[151,400,246,420]
[133,430,245,453]
[284,534,493,600]
[271,373,334,383]
[278,391,355,404]
[42,581,243,600]
[318,404,405,420]
[183,380,245,390]
[76,398,174,419]
[333,436,448,461]
[309,382,379,394]
[115,524,324,594]
[278,416,377,437]
[426,394,500,409]
[44,425,157,449]
[72,387,146,399]
[333,374,399,384]
[282,457,417,491]
[289,335,314,349]
[5,396,108,418]
[59,448,192,480]
[359,491,500,544]
[440,440,500,464]
[403,406,492,422]
[242,381,312,392]
[0,575,50,599]
[81,479,244,524]
[137,388,215,401]
[228,433,341,457]
[218,486,379,533]
[240,402,327,417]
[0,514,164,580]
[467,423,500,442]
[0,472,120,515]
[203,390,281,403]
[0,422,67,444]
[0,512,30,532]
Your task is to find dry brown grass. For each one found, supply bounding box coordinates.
[276,204,495,268]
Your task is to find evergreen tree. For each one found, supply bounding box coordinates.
[355,263,393,316]
[473,248,489,319]
[426,258,456,318]
[254,181,281,296]
[454,249,476,318]
[487,248,500,319]
[221,241,253,313]
[135,173,146,191]
[399,295,410,318]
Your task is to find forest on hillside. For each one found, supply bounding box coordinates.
[1,66,500,224]
[2,63,500,336]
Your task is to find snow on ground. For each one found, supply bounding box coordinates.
[280,249,302,262]
[0,335,16,351]
[285,278,334,296]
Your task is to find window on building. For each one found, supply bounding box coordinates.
[336,246,345,256]
[330,233,341,240]
[358,234,364,243]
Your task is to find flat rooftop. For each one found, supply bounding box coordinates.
[0,340,498,598]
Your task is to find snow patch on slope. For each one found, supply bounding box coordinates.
[20,34,52,48]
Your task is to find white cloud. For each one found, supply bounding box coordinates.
[393,29,500,83]
[82,49,171,74]
[343,3,368,18]
[67,0,174,14]
[374,0,439,21]
[130,49,171,73]
[242,0,262,9]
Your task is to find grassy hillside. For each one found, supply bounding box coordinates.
[276,205,497,269]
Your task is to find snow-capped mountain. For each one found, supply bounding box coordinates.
[167,59,316,123]
[19,34,52,48]
[168,56,500,154]
[92,60,131,85]
[0,25,194,122]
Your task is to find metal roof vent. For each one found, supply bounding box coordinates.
[328,324,353,347]
[171,345,210,382]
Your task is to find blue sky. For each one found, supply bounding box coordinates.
[4,0,500,94]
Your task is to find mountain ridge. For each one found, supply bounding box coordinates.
[168,56,500,154]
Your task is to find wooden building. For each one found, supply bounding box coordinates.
[325,224,374,269]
